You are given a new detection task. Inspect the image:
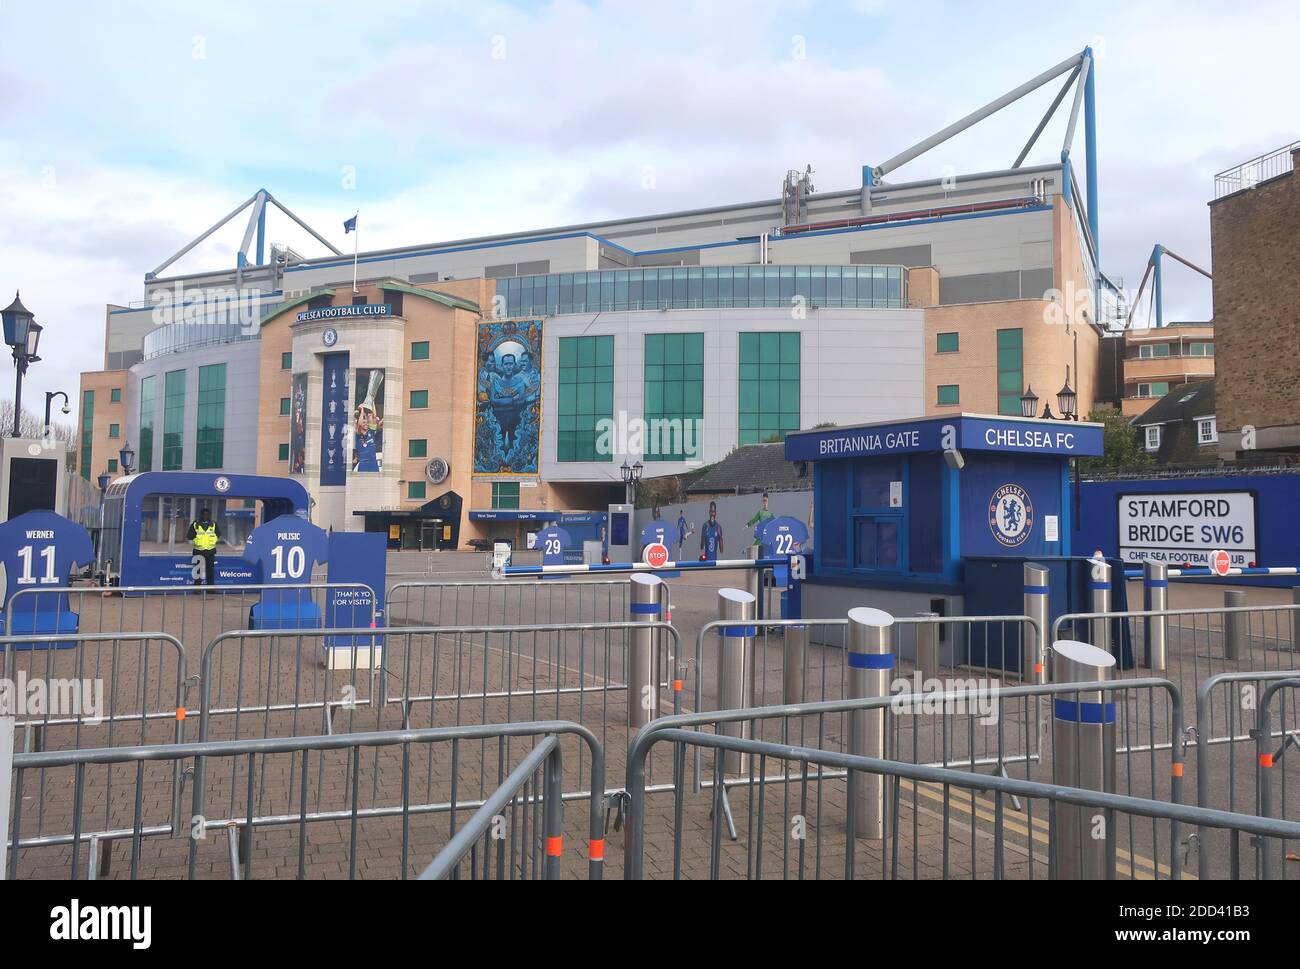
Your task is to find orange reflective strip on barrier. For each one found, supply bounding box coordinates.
[175,707,187,721]
[673,679,683,692]
[1171,762,1184,778]
[1034,663,1044,675]
[545,836,563,857]
[588,838,605,861]
[1260,753,1274,768]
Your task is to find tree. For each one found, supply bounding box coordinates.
[1078,409,1152,474]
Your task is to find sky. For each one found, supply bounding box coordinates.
[0,0,1295,427]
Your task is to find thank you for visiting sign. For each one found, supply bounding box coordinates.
[1117,491,1257,567]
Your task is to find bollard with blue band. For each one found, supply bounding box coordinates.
[1051,639,1117,880]
[628,573,663,729]
[847,606,895,842]
[717,588,757,772]
[1023,562,1049,684]
[1087,557,1112,654]
[1143,561,1168,671]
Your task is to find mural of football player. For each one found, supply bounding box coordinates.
[700,500,724,561]
[487,346,538,456]
[351,407,382,472]
[676,509,692,558]
[745,491,775,545]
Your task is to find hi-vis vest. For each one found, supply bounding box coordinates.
[192,523,218,552]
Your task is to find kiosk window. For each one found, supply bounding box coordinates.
[854,518,900,569]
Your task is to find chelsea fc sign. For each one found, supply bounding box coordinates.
[989,483,1033,548]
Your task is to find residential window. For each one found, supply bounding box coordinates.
[408,481,426,501]
[492,481,521,509]
[281,351,293,370]
[138,375,156,472]
[1145,425,1161,451]
[107,459,118,472]
[108,423,120,439]
[996,328,1023,416]
[1138,344,1171,359]
[195,364,226,470]
[162,370,186,470]
[738,332,800,445]
[408,438,428,458]
[643,332,704,461]
[411,341,430,361]
[280,397,290,416]
[410,389,429,409]
[278,443,290,461]
[1138,382,1170,399]
[110,388,122,403]
[1188,341,1215,357]
[936,332,959,353]
[937,384,960,406]
[557,335,614,462]
[1197,418,1218,444]
[79,390,94,480]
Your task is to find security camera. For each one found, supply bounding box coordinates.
[61,403,70,415]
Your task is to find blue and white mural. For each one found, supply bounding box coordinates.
[474,319,542,475]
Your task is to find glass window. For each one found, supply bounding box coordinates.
[110,388,122,403]
[79,390,94,480]
[411,341,430,361]
[936,332,959,353]
[280,397,290,416]
[278,443,289,461]
[195,363,225,470]
[109,423,120,439]
[557,335,614,462]
[491,481,521,510]
[138,376,156,473]
[937,384,960,406]
[408,481,427,501]
[1145,425,1161,451]
[410,389,429,409]
[738,331,800,445]
[281,351,292,370]
[644,332,704,461]
[996,329,1023,416]
[408,438,428,458]
[1198,418,1218,444]
[108,458,118,472]
[162,370,186,470]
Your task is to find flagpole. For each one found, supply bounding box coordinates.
[352,211,359,293]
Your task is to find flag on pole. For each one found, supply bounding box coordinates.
[346,212,360,292]
[343,214,358,233]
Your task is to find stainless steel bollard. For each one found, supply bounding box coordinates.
[1143,562,1168,671]
[717,588,757,773]
[1051,639,1117,880]
[915,612,940,682]
[745,545,762,621]
[1224,589,1246,661]
[1023,563,1049,684]
[783,624,807,704]
[1088,557,1112,652]
[628,573,664,729]
[848,606,894,842]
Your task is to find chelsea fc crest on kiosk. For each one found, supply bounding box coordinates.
[989,483,1033,548]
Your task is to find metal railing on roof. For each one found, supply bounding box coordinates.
[1214,141,1300,199]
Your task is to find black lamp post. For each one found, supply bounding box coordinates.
[620,459,643,505]
[119,440,136,476]
[1056,370,1078,421]
[97,470,110,492]
[1019,386,1038,419]
[2,291,42,437]
[45,390,70,436]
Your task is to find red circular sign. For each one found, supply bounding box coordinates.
[1210,549,1231,577]
[644,543,670,569]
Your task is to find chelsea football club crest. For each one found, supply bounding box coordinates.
[988,483,1032,547]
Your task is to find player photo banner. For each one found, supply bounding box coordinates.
[352,367,385,473]
[289,372,308,475]
[474,319,542,475]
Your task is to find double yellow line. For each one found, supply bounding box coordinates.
[898,779,1192,879]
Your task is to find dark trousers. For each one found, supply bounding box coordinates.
[193,549,216,586]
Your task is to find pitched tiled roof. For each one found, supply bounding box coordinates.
[685,442,809,494]
[1132,379,1215,427]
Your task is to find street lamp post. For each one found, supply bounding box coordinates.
[45,390,70,437]
[2,291,43,438]
[620,459,643,505]
[119,441,136,476]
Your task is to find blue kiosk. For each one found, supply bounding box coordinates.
[785,414,1106,670]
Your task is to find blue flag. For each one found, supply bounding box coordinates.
[343,214,357,233]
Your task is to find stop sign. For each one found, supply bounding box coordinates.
[1209,549,1231,576]
[643,543,670,569]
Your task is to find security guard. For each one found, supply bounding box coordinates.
[186,506,220,586]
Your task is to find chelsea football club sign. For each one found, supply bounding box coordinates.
[989,483,1033,548]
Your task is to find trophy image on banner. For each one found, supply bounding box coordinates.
[352,368,385,473]
[359,368,384,418]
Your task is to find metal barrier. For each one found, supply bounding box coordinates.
[1255,678,1300,880]
[625,719,1299,880]
[386,578,636,628]
[624,676,1186,880]
[5,582,378,659]
[8,721,604,880]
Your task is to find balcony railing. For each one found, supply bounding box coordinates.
[1214,141,1300,199]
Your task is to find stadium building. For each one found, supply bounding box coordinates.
[78,49,1121,546]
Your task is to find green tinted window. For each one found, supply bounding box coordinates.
[492,481,521,509]
[79,390,94,480]
[996,329,1023,416]
[738,332,800,445]
[557,335,614,462]
[408,438,428,458]
[162,370,186,470]
[644,333,704,461]
[937,332,959,353]
[937,385,960,406]
[411,341,430,360]
[408,481,426,501]
[138,376,156,472]
[195,364,225,469]
[410,390,429,409]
